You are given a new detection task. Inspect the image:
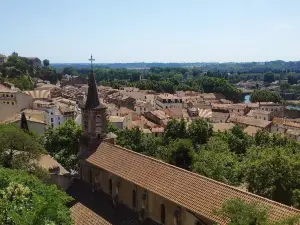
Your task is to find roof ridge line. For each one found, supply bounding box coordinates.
[102,142,300,212]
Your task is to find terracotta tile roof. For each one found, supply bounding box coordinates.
[243,126,262,136]
[247,109,273,117]
[198,109,212,118]
[118,107,134,116]
[86,142,300,224]
[38,154,68,175]
[229,115,271,128]
[273,118,300,129]
[71,203,112,225]
[212,103,247,110]
[24,90,50,99]
[286,129,300,136]
[2,113,46,125]
[212,123,235,132]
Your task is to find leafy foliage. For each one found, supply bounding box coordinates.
[250,90,281,103]
[187,119,213,145]
[163,119,186,142]
[216,198,300,225]
[0,167,73,225]
[43,59,50,67]
[244,146,300,206]
[167,139,195,170]
[43,120,82,172]
[192,136,242,185]
[0,124,45,170]
[264,72,275,83]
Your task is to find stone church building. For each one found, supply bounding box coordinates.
[69,57,300,225]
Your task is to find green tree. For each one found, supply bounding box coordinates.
[192,136,241,185]
[0,167,73,225]
[187,119,213,145]
[250,90,281,103]
[168,139,194,170]
[43,59,50,67]
[244,146,300,205]
[163,119,186,142]
[226,125,253,155]
[264,72,275,83]
[215,198,269,225]
[43,120,82,171]
[0,124,45,170]
[216,198,300,225]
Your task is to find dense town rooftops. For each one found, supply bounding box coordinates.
[229,115,272,128]
[86,142,300,224]
[212,103,248,110]
[273,118,300,129]
[157,94,181,100]
[148,110,169,120]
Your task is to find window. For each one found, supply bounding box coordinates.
[11,95,13,97]
[6,94,8,97]
[109,178,112,195]
[7,102,9,104]
[51,112,53,115]
[97,134,101,140]
[51,118,53,122]
[11,102,14,105]
[132,189,136,208]
[161,204,166,224]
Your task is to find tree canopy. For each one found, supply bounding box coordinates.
[0,167,73,225]
[215,198,300,225]
[187,118,213,145]
[43,59,50,67]
[250,90,281,103]
[0,124,45,171]
[43,120,82,172]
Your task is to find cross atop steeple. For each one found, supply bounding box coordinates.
[89,54,95,70]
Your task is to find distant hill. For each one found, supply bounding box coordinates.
[52,61,300,73]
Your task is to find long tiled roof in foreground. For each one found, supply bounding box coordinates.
[71,203,112,225]
[86,142,300,224]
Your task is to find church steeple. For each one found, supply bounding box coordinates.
[79,54,108,156]
[85,54,101,109]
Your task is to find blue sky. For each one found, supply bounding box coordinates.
[1,0,300,63]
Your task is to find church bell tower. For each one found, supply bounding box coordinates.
[80,55,107,156]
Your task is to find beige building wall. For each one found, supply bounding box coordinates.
[12,120,45,135]
[270,125,286,134]
[0,103,20,121]
[16,92,32,110]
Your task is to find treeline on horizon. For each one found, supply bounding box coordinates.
[53,60,300,73]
